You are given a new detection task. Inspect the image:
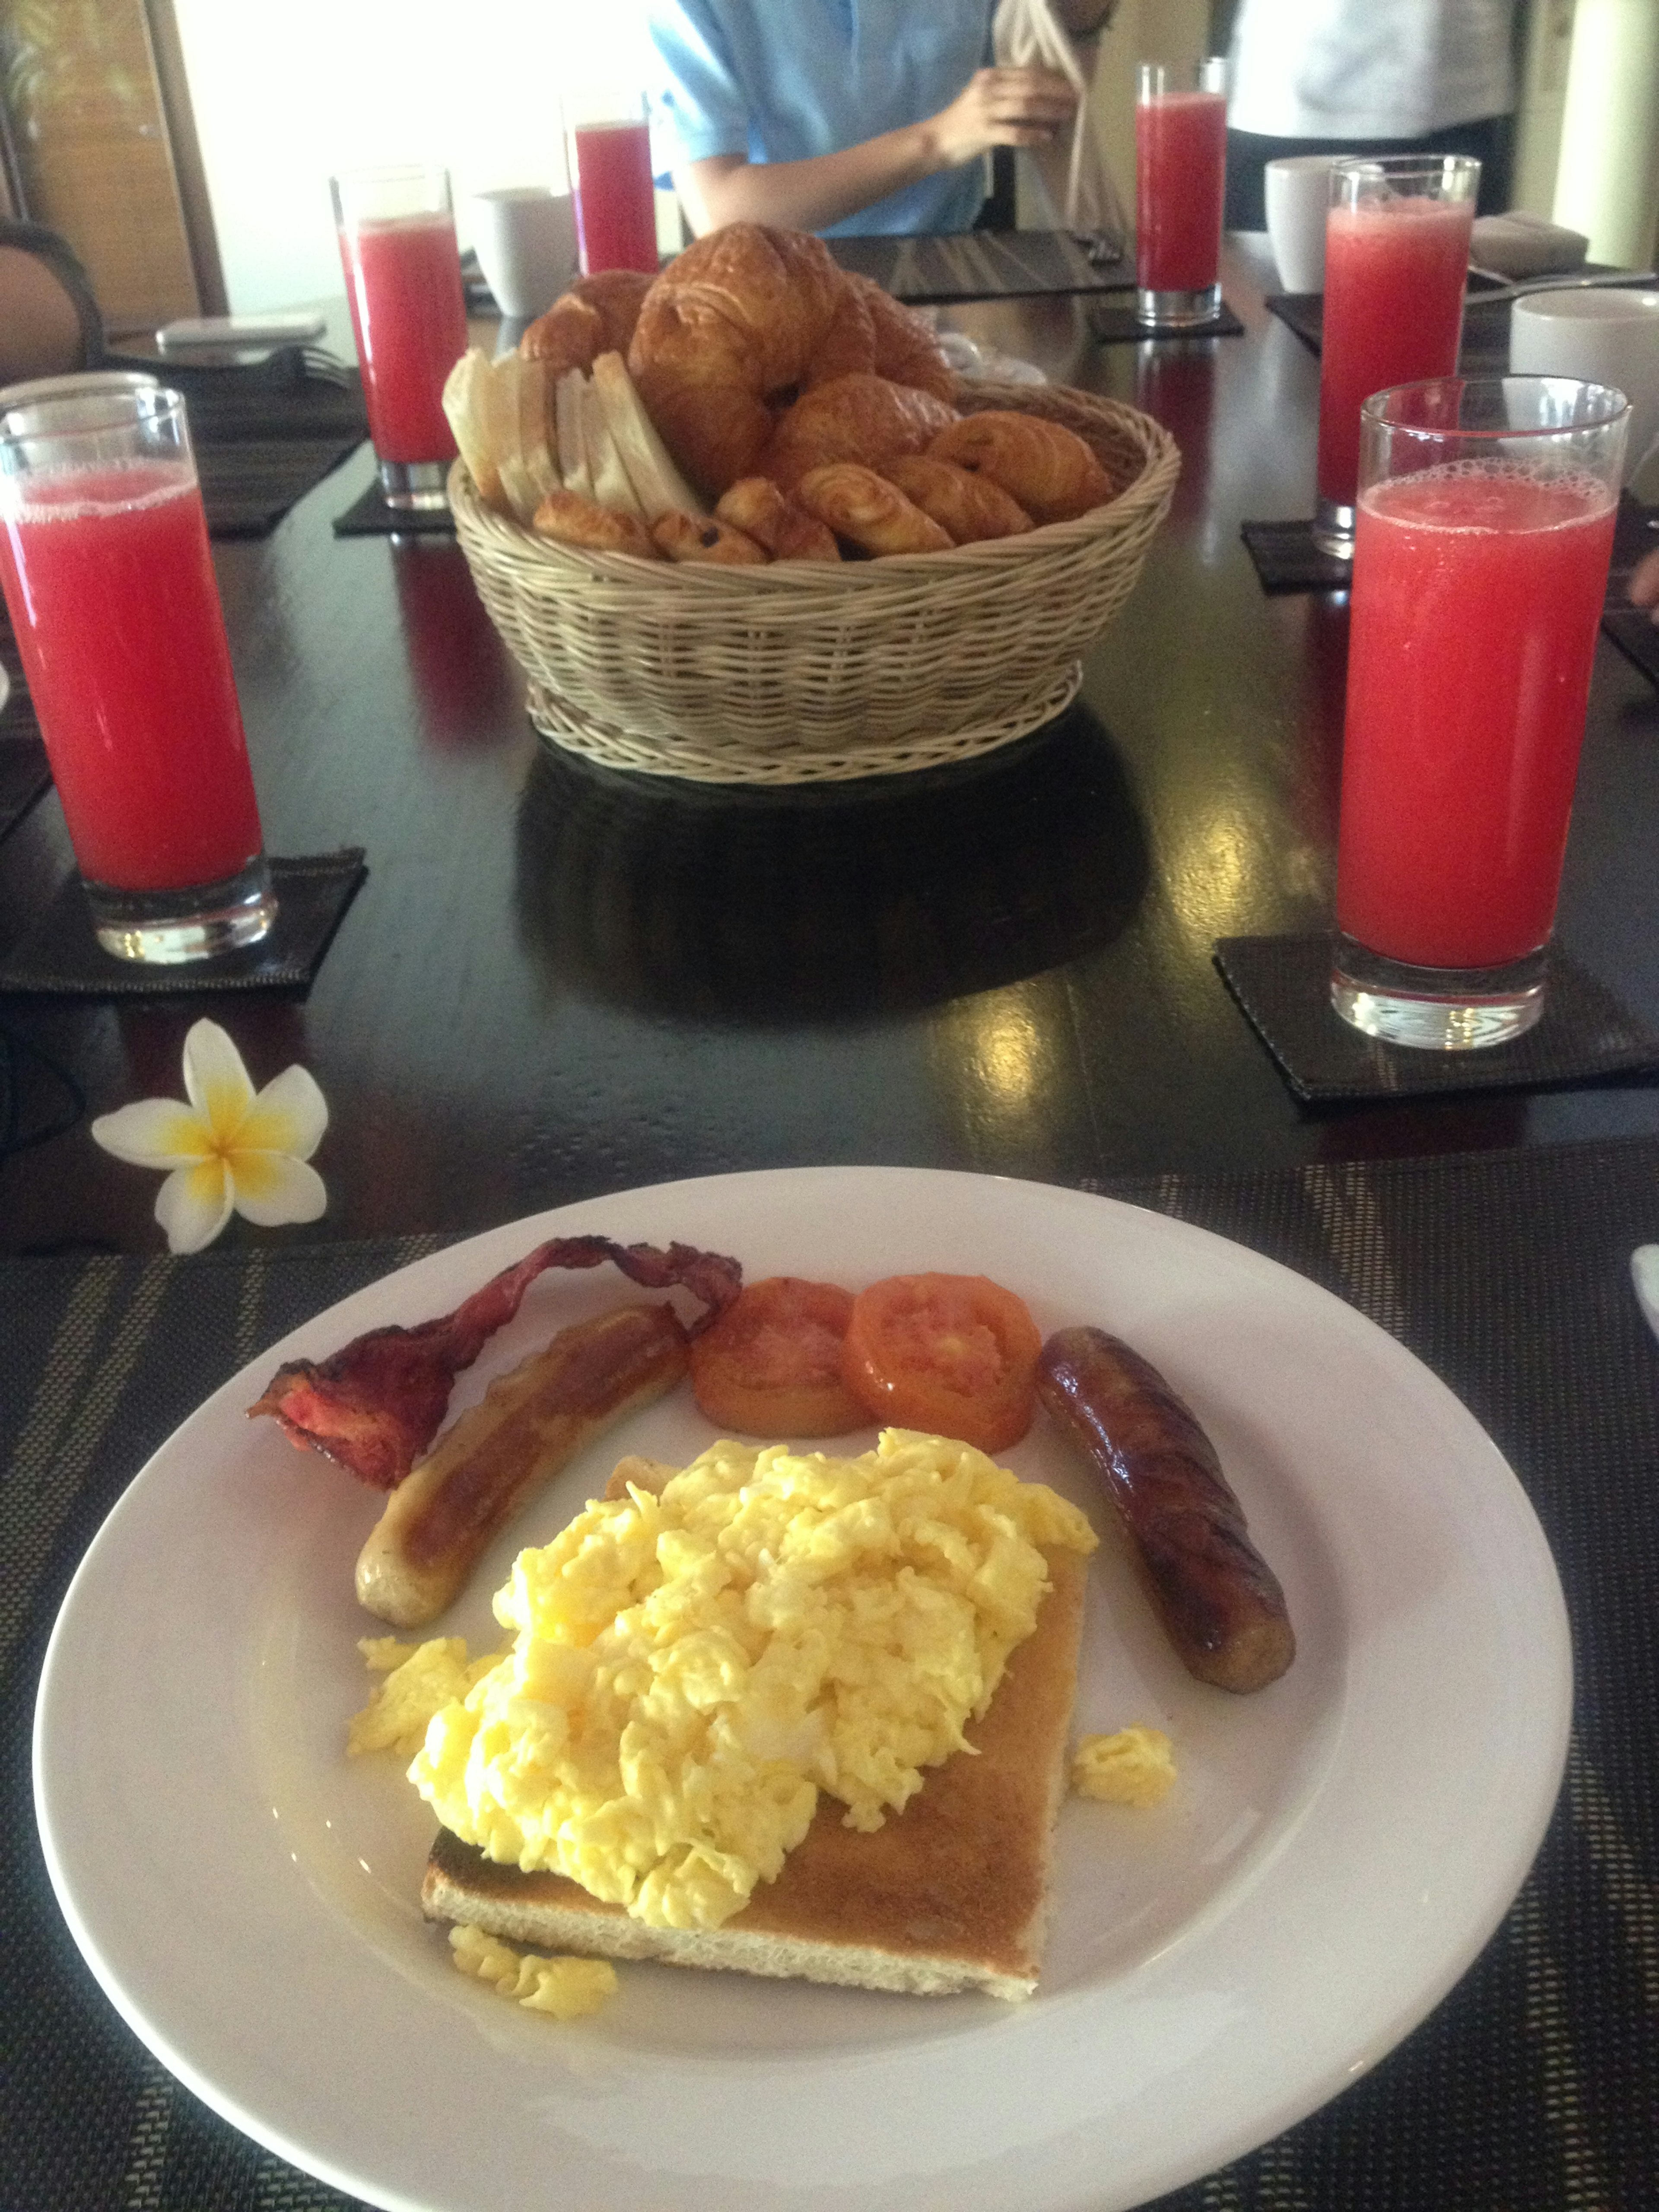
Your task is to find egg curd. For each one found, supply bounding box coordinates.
[354,1429,1096,1932]
[1072,1726,1177,1806]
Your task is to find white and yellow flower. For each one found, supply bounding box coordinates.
[91,1019,327,1254]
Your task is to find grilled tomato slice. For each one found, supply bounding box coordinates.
[689,1276,866,1437]
[841,1272,1042,1453]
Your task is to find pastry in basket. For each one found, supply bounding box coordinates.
[795,462,953,556]
[881,455,1034,544]
[652,511,769,565]
[928,412,1118,524]
[842,271,957,402]
[531,489,660,559]
[521,270,653,375]
[757,372,958,494]
[714,477,841,563]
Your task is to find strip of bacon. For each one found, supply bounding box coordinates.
[248,1236,742,1489]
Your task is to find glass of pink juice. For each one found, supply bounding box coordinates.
[1313,155,1479,559]
[1332,375,1629,1049]
[565,89,660,277]
[1135,59,1227,329]
[332,163,469,512]
[0,384,276,963]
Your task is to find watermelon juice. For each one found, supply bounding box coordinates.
[338,210,468,466]
[0,459,266,895]
[572,120,659,275]
[1136,89,1227,296]
[1336,465,1617,971]
[1316,194,1474,517]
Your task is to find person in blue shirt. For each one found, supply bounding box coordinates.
[644,0,1117,238]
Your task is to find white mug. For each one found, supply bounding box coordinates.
[1509,288,1659,485]
[1264,154,1337,294]
[466,186,577,320]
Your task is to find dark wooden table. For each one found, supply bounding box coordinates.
[3,236,1658,1257]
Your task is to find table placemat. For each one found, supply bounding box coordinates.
[1604,605,1659,690]
[0,850,367,1000]
[1214,932,1659,1101]
[331,480,457,537]
[4,1135,1657,2208]
[828,227,1131,302]
[1264,286,1514,370]
[103,347,370,540]
[196,434,367,538]
[1087,297,1245,343]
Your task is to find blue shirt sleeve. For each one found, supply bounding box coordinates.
[645,0,753,171]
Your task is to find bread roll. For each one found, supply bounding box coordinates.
[928,412,1117,523]
[757,373,958,494]
[882,455,1033,544]
[531,489,660,559]
[795,463,954,556]
[715,477,841,562]
[842,272,956,402]
[651,510,770,565]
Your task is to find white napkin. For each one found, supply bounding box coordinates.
[1470,211,1590,280]
[990,0,1127,247]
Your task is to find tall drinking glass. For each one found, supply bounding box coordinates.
[1331,375,1628,1049]
[1135,58,1227,329]
[0,385,276,963]
[332,163,470,512]
[1313,155,1479,558]
[566,86,660,276]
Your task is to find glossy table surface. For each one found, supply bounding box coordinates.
[3,235,1658,1257]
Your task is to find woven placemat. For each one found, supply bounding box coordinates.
[1214,931,1659,1101]
[332,479,457,537]
[829,227,1131,303]
[4,1137,1659,2207]
[1263,289,1512,375]
[1087,296,1245,343]
[196,435,366,538]
[1604,605,1659,689]
[0,850,367,1000]
[1239,518,1352,593]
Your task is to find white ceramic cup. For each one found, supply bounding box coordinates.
[467,186,577,319]
[1264,153,1338,293]
[1509,287,1659,484]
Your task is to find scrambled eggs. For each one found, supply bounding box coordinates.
[1071,1725,1177,1806]
[355,1429,1095,1932]
[448,1925,617,2018]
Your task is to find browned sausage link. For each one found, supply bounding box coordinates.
[355,1303,689,1627]
[1036,1326,1295,1692]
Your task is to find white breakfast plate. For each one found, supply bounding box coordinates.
[34,1167,1570,2212]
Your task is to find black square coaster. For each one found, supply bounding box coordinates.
[1087,297,1244,343]
[1240,519,1352,593]
[1214,932,1659,1103]
[1263,293,1322,353]
[332,480,456,537]
[0,850,367,999]
[1604,606,1659,690]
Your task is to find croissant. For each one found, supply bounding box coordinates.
[627,224,851,493]
[794,463,954,557]
[715,477,842,562]
[531,489,660,559]
[757,373,958,494]
[927,412,1117,524]
[881,455,1033,543]
[518,292,605,377]
[521,270,652,372]
[804,273,956,403]
[651,510,770,565]
[843,273,956,402]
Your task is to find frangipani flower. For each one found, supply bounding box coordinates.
[91,1019,328,1255]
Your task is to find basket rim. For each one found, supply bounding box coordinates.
[449,380,1181,593]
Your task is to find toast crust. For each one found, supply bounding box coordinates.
[422,1543,1087,2000]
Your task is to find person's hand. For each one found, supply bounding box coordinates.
[925,67,1078,169]
[1631,545,1659,624]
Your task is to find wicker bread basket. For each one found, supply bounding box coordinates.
[449,379,1180,785]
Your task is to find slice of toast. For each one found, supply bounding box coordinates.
[420,1449,1088,2000]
